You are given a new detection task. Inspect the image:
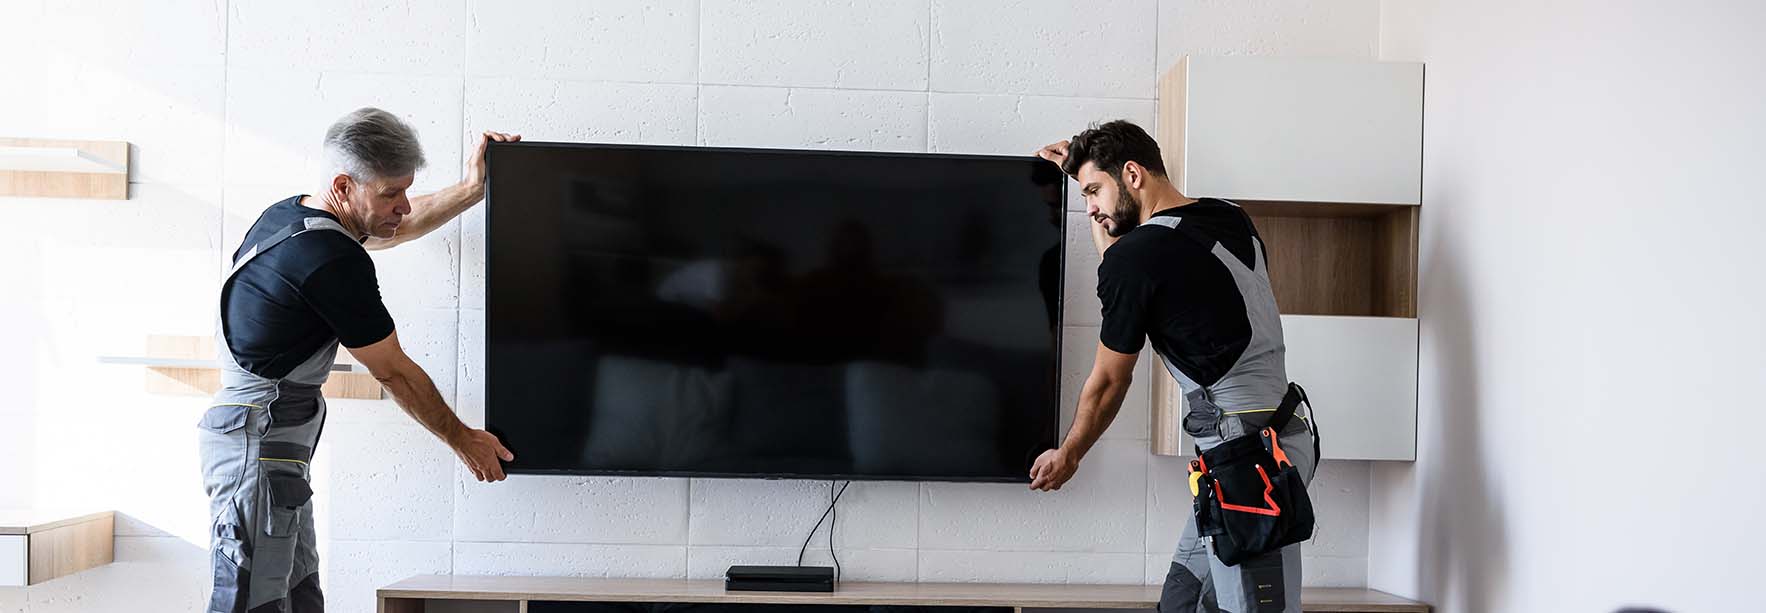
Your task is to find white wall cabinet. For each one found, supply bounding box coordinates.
[1166,316,1419,461]
[1159,56,1423,205]
[1152,56,1423,461]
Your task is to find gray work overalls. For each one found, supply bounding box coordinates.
[198,216,355,613]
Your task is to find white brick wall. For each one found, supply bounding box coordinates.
[0,2,1382,612]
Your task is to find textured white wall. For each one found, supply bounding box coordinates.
[0,2,1382,612]
[1370,1,1766,611]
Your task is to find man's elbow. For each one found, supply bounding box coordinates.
[361,354,416,388]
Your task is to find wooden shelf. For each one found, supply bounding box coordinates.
[100,335,383,400]
[0,137,129,200]
[1240,200,1418,318]
[0,511,114,587]
[378,575,1430,613]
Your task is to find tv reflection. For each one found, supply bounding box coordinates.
[497,170,1059,480]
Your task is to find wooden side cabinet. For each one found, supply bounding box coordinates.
[0,511,115,586]
[377,575,1430,613]
[1152,56,1425,461]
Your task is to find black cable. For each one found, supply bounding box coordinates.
[796,480,852,583]
[829,480,845,584]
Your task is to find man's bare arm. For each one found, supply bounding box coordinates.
[1029,343,1138,491]
[366,130,520,251]
[347,330,514,481]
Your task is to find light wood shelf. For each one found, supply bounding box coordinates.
[378,575,1429,613]
[0,510,114,586]
[1239,200,1419,319]
[0,138,129,200]
[99,335,383,400]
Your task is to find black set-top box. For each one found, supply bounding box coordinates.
[725,565,836,593]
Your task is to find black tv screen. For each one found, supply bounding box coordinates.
[485,142,1065,482]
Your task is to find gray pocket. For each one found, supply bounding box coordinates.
[198,406,254,497]
[1182,390,1223,438]
[261,468,312,538]
[197,405,250,433]
[209,507,250,613]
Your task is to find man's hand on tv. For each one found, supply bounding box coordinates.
[1028,447,1079,491]
[450,428,516,483]
[1035,140,1071,171]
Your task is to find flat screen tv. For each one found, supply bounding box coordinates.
[484,141,1065,482]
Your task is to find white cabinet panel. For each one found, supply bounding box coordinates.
[1171,56,1423,205]
[1281,315,1418,461]
[0,535,24,587]
[1170,315,1417,461]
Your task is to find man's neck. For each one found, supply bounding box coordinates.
[1140,185,1200,224]
[300,194,368,240]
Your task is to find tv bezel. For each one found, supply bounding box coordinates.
[483,140,1067,483]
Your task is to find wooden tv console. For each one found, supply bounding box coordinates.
[378,576,1428,613]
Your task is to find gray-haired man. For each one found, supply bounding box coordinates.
[197,108,519,612]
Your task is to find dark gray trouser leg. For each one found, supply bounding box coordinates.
[1159,513,1219,613]
[201,397,327,613]
[288,572,323,613]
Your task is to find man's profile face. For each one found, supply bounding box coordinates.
[1076,162,1141,237]
[347,174,415,239]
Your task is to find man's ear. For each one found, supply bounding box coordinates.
[1122,161,1145,190]
[330,173,353,200]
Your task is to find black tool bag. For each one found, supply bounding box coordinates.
[1188,383,1317,566]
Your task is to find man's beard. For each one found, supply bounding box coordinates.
[1105,183,1142,238]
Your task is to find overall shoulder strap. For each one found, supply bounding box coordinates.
[227,216,355,279]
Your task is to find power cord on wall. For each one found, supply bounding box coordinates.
[797,480,851,584]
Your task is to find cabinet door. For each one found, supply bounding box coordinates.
[1168,315,1418,461]
[0,535,24,587]
[1281,315,1418,461]
[1170,56,1423,205]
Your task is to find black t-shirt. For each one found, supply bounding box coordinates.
[222,196,395,379]
[1097,198,1267,390]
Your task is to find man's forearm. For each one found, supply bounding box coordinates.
[379,367,471,448]
[371,180,483,250]
[1061,374,1131,459]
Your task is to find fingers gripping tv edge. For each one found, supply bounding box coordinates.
[484,141,1065,482]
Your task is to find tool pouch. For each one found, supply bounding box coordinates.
[1189,383,1317,566]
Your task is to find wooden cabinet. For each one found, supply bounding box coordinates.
[1152,56,1424,461]
[377,575,1431,613]
[0,511,114,586]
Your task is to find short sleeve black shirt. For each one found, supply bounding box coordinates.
[1096,198,1265,389]
[222,196,395,379]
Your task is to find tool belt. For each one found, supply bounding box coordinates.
[1187,382,1317,566]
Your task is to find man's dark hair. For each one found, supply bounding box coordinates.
[1060,120,1167,179]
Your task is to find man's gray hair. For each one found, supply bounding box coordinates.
[323,107,426,182]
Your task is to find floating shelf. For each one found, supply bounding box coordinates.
[99,335,384,400]
[0,510,114,587]
[0,137,129,200]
